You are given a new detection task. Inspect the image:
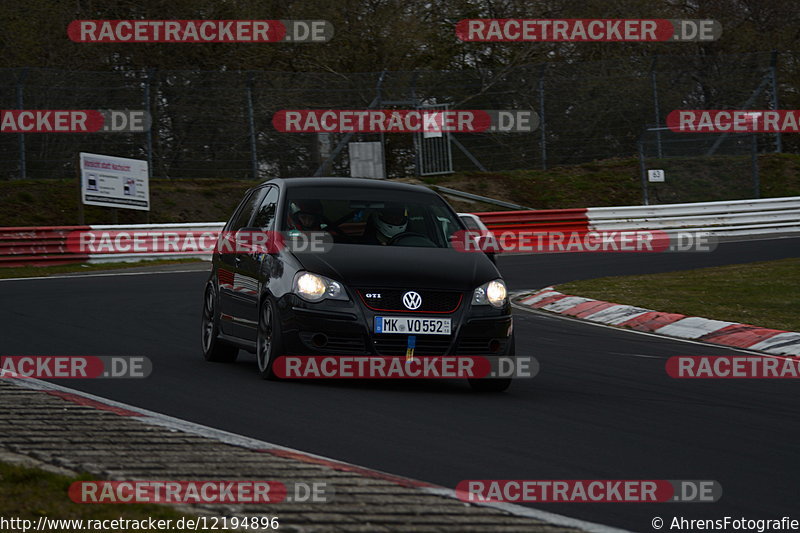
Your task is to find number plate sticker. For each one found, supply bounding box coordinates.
[375,316,451,335]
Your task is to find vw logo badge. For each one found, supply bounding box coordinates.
[402,291,422,310]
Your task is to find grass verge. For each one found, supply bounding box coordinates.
[2,152,799,226]
[556,258,800,332]
[0,258,206,280]
[0,461,191,531]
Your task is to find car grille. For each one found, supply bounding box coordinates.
[372,335,453,356]
[358,289,462,313]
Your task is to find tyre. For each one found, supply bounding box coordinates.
[256,297,284,380]
[468,333,514,393]
[201,283,238,363]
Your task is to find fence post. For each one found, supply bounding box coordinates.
[246,72,259,180]
[538,64,547,170]
[752,133,760,198]
[15,68,28,180]
[143,68,155,179]
[638,140,649,205]
[410,71,421,176]
[650,56,662,159]
[770,50,781,153]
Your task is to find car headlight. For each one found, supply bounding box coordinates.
[472,279,507,308]
[293,272,348,302]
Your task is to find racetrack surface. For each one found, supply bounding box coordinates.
[2,237,799,531]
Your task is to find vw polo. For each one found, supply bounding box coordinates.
[201,177,514,391]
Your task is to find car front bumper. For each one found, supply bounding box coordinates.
[276,293,513,357]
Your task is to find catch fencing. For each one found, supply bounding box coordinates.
[0,51,788,205]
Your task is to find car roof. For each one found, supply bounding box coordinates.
[257,177,436,195]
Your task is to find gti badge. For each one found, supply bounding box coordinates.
[402,291,422,310]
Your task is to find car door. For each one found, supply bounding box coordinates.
[235,185,280,342]
[217,187,266,339]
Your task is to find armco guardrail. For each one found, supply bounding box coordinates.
[0,196,798,267]
[87,222,225,264]
[0,223,224,267]
[476,208,590,233]
[0,226,91,267]
[586,196,800,238]
[476,197,800,243]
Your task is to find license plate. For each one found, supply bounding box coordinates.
[374,316,451,335]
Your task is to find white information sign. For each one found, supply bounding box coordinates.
[80,152,150,211]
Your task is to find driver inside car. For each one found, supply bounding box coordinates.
[368,204,408,245]
[287,199,326,231]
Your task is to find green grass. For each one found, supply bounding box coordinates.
[0,178,253,226]
[2,152,799,226]
[556,258,800,332]
[419,152,800,210]
[0,258,205,280]
[0,462,190,530]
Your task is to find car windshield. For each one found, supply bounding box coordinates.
[282,186,464,248]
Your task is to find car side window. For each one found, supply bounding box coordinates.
[228,188,266,231]
[251,187,279,229]
[461,216,479,230]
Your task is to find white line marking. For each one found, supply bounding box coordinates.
[6,375,634,533]
[497,235,800,257]
[0,269,208,283]
[608,352,663,359]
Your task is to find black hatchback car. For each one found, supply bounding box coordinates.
[201,178,514,391]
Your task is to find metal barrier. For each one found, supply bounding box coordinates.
[475,208,590,232]
[587,196,800,238]
[1,197,797,267]
[0,226,90,267]
[0,223,223,267]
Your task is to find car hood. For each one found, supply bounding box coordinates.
[292,244,498,291]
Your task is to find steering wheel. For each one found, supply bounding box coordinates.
[386,231,437,247]
[320,218,353,243]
